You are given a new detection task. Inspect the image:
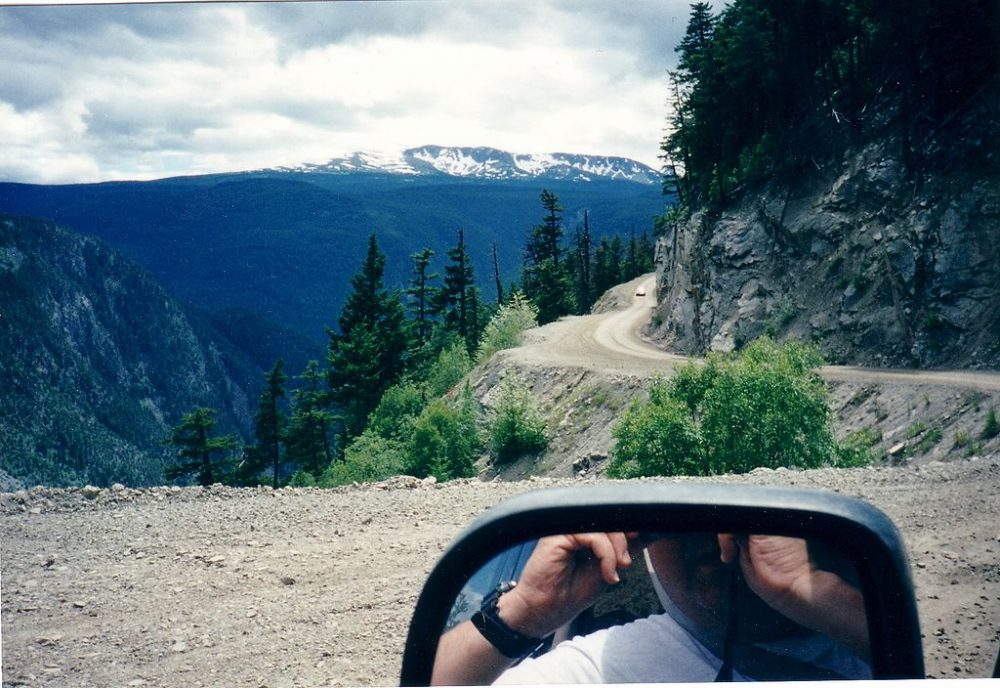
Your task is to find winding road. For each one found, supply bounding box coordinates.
[506,274,1000,391]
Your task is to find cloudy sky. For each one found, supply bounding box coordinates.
[1,1,712,184]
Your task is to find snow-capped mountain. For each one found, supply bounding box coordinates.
[269,146,660,185]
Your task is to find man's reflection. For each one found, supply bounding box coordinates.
[432,532,870,684]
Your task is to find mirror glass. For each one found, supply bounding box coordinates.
[432,531,871,684]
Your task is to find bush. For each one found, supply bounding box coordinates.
[366,381,427,441]
[405,394,479,482]
[425,342,473,398]
[607,396,703,478]
[287,469,317,487]
[476,292,538,364]
[608,337,837,478]
[983,408,999,440]
[319,431,408,487]
[486,376,548,464]
[699,339,832,473]
[834,428,881,468]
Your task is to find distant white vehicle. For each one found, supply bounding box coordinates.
[635,286,646,296]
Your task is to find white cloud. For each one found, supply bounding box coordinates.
[0,1,696,183]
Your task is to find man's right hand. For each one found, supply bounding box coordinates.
[432,532,633,685]
[496,532,633,640]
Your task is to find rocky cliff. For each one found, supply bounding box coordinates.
[0,215,258,487]
[650,86,1000,369]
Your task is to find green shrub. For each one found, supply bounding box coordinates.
[607,396,704,478]
[366,381,426,441]
[607,337,836,478]
[287,470,317,487]
[983,408,999,440]
[698,338,833,473]
[425,342,473,398]
[405,394,479,482]
[486,376,548,464]
[914,427,943,454]
[834,428,881,467]
[319,431,407,487]
[476,292,538,364]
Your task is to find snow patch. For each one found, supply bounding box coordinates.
[267,146,659,184]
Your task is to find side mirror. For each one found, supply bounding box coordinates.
[401,483,923,685]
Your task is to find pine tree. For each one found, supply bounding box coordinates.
[433,229,479,352]
[285,360,335,477]
[492,241,505,304]
[624,230,639,281]
[573,212,593,313]
[592,235,625,297]
[406,248,438,345]
[327,234,409,439]
[164,407,238,486]
[253,360,286,488]
[637,232,656,274]
[522,190,575,323]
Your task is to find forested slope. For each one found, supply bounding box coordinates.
[0,215,259,487]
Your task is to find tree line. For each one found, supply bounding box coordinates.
[663,0,999,209]
[163,191,655,487]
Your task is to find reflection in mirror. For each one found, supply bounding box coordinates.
[433,532,871,685]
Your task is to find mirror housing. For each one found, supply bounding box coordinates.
[401,483,923,685]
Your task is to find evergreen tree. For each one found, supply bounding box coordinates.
[522,190,575,323]
[624,231,640,281]
[593,235,624,297]
[327,234,409,440]
[251,360,286,488]
[666,1,723,205]
[164,407,238,486]
[573,212,593,313]
[285,360,335,477]
[637,232,656,274]
[664,0,999,207]
[492,241,505,304]
[406,248,438,345]
[433,229,479,352]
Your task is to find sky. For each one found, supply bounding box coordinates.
[0,1,715,184]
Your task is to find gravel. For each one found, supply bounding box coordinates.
[3,459,999,686]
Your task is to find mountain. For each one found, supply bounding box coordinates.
[650,85,1000,370]
[0,214,282,488]
[266,145,661,185]
[0,153,670,345]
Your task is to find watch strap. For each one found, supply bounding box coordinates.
[471,582,544,659]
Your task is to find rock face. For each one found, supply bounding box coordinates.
[0,215,257,487]
[650,92,1000,369]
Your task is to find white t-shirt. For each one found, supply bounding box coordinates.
[495,612,871,684]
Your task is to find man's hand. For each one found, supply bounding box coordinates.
[432,532,632,685]
[718,534,870,660]
[498,532,633,639]
[718,534,815,617]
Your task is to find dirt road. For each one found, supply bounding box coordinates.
[511,275,1000,392]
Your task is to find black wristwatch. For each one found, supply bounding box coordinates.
[471,580,546,659]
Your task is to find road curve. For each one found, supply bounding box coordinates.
[504,274,1000,391]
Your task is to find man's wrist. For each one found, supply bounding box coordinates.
[472,582,546,659]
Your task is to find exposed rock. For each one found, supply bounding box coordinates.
[649,96,1000,370]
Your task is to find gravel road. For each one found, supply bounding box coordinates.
[513,275,1000,392]
[3,458,999,687]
